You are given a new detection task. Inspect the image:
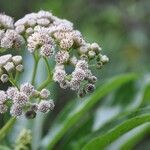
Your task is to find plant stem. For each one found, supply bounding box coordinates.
[15,71,19,81]
[0,117,16,141]
[8,74,19,89]
[37,76,52,91]
[31,54,39,85]
[36,57,53,91]
[44,57,52,77]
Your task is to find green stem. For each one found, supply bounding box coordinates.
[31,54,39,85]
[8,74,19,89]
[36,57,53,91]
[0,117,16,141]
[15,71,19,81]
[37,76,52,91]
[44,57,52,77]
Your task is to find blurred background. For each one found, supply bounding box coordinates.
[0,0,150,149]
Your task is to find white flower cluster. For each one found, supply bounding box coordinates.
[0,13,14,29]
[53,60,98,97]
[0,54,23,83]
[14,11,56,57]
[0,14,25,50]
[0,83,54,118]
[0,10,109,98]
[14,10,109,96]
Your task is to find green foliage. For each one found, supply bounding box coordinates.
[0,0,150,149]
[40,73,137,149]
[83,109,150,150]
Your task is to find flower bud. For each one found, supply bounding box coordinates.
[12,55,23,65]
[3,62,15,73]
[25,110,36,119]
[40,89,50,99]
[90,43,101,54]
[16,64,24,72]
[101,55,109,64]
[0,54,12,67]
[1,74,9,83]
[88,50,96,59]
[85,84,95,93]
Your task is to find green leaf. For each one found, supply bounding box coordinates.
[41,73,138,149]
[119,123,150,150]
[68,78,150,149]
[82,111,150,150]
[0,145,11,150]
[0,117,16,142]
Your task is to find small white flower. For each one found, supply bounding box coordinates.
[0,104,8,114]
[20,83,34,96]
[1,37,13,49]
[0,30,5,40]
[15,25,25,33]
[70,79,80,91]
[37,18,50,26]
[88,76,97,83]
[3,62,15,73]
[0,90,7,104]
[53,68,66,83]
[38,100,54,113]
[0,74,8,83]
[0,14,14,29]
[88,50,96,58]
[53,31,67,41]
[10,104,22,117]
[72,30,85,46]
[37,10,52,19]
[78,44,90,54]
[27,31,54,53]
[40,89,50,99]
[55,51,69,64]
[101,55,109,64]
[27,19,36,27]
[84,69,92,78]
[13,92,29,106]
[26,27,34,35]
[72,68,86,81]
[0,54,12,67]
[40,44,54,57]
[7,87,18,100]
[12,55,23,65]
[59,80,70,89]
[16,64,24,72]
[1,30,24,49]
[70,56,78,66]
[60,38,73,50]
[90,42,101,53]
[76,60,88,70]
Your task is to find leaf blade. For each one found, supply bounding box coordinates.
[41,73,138,149]
[82,113,150,150]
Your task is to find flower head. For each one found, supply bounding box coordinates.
[38,100,54,113]
[0,90,7,104]
[20,83,34,97]
[13,92,29,106]
[10,104,22,117]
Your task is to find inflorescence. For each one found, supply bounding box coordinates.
[0,10,109,118]
[0,54,23,83]
[0,83,54,118]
